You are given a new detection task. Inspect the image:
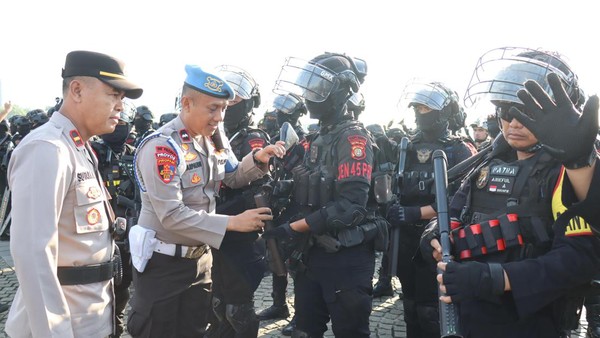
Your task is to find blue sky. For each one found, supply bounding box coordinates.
[1,0,598,127]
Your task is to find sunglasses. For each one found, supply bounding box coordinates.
[495,104,533,122]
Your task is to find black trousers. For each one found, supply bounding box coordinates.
[127,252,212,338]
[294,244,375,338]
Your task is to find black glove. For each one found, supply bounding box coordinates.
[509,72,599,169]
[419,218,440,264]
[442,261,505,303]
[386,203,421,227]
[262,222,300,240]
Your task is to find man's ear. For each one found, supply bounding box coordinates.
[69,78,84,103]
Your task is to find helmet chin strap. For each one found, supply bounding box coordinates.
[524,142,542,153]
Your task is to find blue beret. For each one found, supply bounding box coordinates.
[184,64,235,100]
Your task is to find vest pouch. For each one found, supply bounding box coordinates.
[292,166,309,206]
[337,226,365,248]
[308,171,321,207]
[498,213,523,248]
[373,172,393,204]
[319,175,335,207]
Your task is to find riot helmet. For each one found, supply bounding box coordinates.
[262,110,279,138]
[366,123,385,137]
[47,97,63,117]
[215,65,260,135]
[0,120,9,135]
[28,110,49,129]
[464,47,583,152]
[8,115,18,135]
[159,112,179,127]
[273,52,367,125]
[397,80,465,138]
[13,116,32,137]
[347,93,366,119]
[272,93,307,127]
[464,46,583,114]
[134,105,154,134]
[101,99,135,150]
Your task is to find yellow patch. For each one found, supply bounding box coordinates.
[552,167,593,236]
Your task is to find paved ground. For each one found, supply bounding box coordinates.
[0,240,590,337]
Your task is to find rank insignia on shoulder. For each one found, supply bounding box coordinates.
[348,135,367,160]
[70,129,84,147]
[179,129,191,143]
[476,166,490,189]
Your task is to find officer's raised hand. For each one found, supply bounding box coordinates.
[228,207,273,233]
[509,72,599,169]
[253,140,287,166]
[386,202,421,227]
[437,261,506,303]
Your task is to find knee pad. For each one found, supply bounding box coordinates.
[225,302,259,333]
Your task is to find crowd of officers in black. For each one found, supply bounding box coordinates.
[3,47,600,338]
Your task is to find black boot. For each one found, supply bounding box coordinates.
[257,291,289,320]
[281,315,296,336]
[373,276,394,298]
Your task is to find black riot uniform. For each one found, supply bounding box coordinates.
[429,46,600,338]
[387,81,475,338]
[269,52,379,337]
[90,117,138,338]
[208,64,267,338]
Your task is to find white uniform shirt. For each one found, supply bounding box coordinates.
[6,112,113,338]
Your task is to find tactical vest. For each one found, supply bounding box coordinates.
[228,127,270,161]
[400,140,447,206]
[91,141,138,218]
[452,150,559,262]
[292,121,363,210]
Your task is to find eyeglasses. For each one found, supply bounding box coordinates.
[495,104,532,122]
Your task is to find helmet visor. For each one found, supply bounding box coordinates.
[464,47,577,108]
[273,57,336,103]
[273,94,302,114]
[397,81,451,111]
[120,99,135,123]
[214,65,257,100]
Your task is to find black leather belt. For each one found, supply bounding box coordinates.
[57,257,116,285]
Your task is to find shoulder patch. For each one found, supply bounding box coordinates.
[553,167,593,236]
[155,146,178,184]
[348,135,367,160]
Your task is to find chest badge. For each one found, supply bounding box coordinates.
[86,186,102,200]
[181,143,198,161]
[86,208,101,225]
[191,172,201,184]
[476,166,490,189]
[417,148,432,163]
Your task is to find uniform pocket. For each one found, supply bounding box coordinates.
[74,180,109,233]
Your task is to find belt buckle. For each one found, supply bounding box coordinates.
[185,245,206,259]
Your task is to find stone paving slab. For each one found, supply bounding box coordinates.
[0,245,590,338]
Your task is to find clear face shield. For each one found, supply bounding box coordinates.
[463,47,578,123]
[272,93,303,115]
[120,98,136,124]
[396,80,453,129]
[273,57,340,103]
[214,65,257,100]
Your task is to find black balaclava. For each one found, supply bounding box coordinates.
[224,99,253,136]
[415,110,448,141]
[134,118,152,135]
[101,124,131,153]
